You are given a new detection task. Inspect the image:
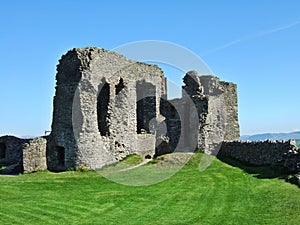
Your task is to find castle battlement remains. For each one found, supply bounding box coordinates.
[1,47,298,175]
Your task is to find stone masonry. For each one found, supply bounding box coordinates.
[46,47,240,171]
[0,136,47,174]
[47,47,167,171]
[8,46,300,175]
[23,137,48,173]
[219,140,300,172]
[157,71,240,155]
[0,136,24,174]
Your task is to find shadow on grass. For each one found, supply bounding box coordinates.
[217,156,300,187]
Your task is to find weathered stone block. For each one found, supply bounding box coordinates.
[23,137,47,173]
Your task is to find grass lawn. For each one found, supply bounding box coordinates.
[0,153,299,225]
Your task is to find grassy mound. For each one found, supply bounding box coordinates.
[0,153,299,224]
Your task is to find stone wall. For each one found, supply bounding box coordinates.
[136,134,156,158]
[156,71,240,155]
[0,136,26,174]
[23,137,48,173]
[0,136,48,174]
[4,46,300,176]
[219,140,300,172]
[220,81,240,140]
[197,75,227,153]
[0,47,241,172]
[47,47,166,171]
[180,71,240,154]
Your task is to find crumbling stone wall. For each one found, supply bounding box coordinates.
[219,140,300,172]
[3,46,300,175]
[0,136,25,174]
[0,136,48,174]
[47,47,166,171]
[220,81,240,140]
[161,71,240,154]
[157,71,240,155]
[23,137,48,173]
[197,75,227,153]
[0,47,241,173]
[0,136,24,165]
[136,134,156,158]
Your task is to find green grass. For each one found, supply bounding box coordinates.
[116,153,143,166]
[0,153,299,225]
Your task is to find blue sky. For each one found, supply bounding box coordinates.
[0,0,300,136]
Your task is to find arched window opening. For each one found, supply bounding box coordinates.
[97,81,110,136]
[115,78,125,95]
[136,80,156,134]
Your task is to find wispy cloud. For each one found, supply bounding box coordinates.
[255,20,300,37]
[201,20,300,56]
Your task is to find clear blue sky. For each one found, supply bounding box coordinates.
[1,0,300,137]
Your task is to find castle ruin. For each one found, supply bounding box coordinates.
[0,47,299,175]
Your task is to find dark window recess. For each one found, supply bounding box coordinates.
[115,78,125,95]
[0,143,6,159]
[55,146,65,166]
[97,81,110,136]
[136,80,156,134]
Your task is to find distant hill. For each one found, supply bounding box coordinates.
[241,131,300,141]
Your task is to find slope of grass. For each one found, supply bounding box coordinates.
[0,153,299,225]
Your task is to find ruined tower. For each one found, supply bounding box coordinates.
[182,71,240,154]
[47,47,167,171]
[46,47,240,171]
[3,47,300,176]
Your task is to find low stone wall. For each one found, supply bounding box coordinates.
[0,135,48,174]
[2,133,300,175]
[23,137,48,173]
[136,134,156,158]
[0,136,26,174]
[219,140,300,172]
